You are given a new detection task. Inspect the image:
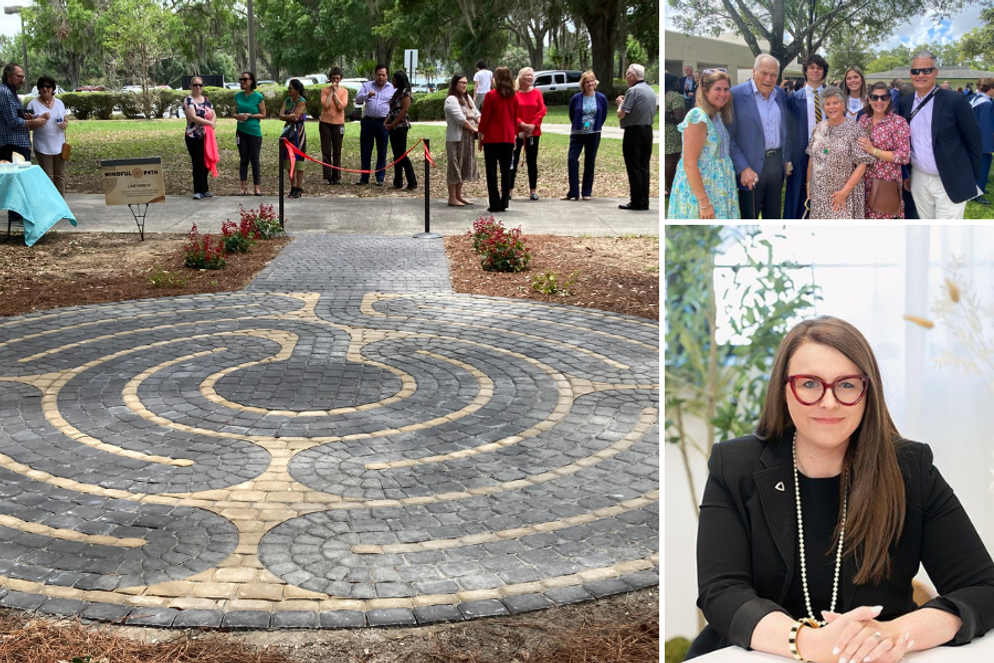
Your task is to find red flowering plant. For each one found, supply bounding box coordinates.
[240,204,284,239]
[221,216,258,254]
[183,223,227,269]
[467,215,531,272]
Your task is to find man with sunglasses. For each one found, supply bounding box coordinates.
[729,54,791,219]
[898,52,982,218]
[784,54,829,219]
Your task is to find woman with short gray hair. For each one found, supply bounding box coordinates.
[805,86,875,218]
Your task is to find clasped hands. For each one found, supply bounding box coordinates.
[857,137,877,156]
[801,606,914,663]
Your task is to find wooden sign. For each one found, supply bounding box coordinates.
[100,157,166,205]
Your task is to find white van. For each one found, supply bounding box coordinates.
[531,70,582,94]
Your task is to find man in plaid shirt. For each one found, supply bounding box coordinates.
[1,63,49,224]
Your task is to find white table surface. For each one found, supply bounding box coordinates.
[692,635,994,662]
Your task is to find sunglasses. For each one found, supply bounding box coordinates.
[191,83,203,87]
[239,78,250,82]
[702,68,727,75]
[39,85,53,90]
[868,94,889,101]
[910,68,935,76]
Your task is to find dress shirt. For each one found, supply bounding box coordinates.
[355,81,394,119]
[804,84,825,141]
[909,86,939,176]
[683,77,694,100]
[750,79,782,151]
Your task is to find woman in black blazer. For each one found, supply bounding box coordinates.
[688,316,994,662]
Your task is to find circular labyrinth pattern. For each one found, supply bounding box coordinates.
[0,291,658,628]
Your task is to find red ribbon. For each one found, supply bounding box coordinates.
[281,137,434,180]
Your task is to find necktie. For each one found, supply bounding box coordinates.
[814,88,822,123]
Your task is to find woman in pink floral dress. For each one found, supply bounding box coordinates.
[857,81,912,219]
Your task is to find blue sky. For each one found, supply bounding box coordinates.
[664,7,986,54]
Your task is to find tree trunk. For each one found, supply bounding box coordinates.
[572,0,620,99]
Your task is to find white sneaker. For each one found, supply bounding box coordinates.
[203,192,214,198]
[193,193,203,199]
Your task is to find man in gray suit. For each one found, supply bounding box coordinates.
[728,54,792,218]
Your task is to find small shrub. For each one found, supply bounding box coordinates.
[221,218,257,254]
[183,223,227,269]
[467,215,530,273]
[532,269,579,295]
[238,203,284,239]
[148,266,189,288]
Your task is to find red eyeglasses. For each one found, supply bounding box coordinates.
[786,374,869,406]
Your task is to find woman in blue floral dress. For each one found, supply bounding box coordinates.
[667,70,740,219]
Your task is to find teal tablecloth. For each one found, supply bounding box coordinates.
[0,164,77,246]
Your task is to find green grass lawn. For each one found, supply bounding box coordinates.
[542,105,661,131]
[65,118,658,200]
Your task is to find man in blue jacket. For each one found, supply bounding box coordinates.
[728,54,791,218]
[969,78,994,205]
[899,52,982,218]
[784,54,829,219]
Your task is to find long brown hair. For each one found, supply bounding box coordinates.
[492,66,516,98]
[756,316,906,585]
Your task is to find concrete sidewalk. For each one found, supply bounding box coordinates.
[52,193,660,237]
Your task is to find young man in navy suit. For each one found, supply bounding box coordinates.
[899,52,982,219]
[784,54,828,219]
[969,78,994,205]
[728,54,791,218]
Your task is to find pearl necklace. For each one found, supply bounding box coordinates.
[793,431,847,625]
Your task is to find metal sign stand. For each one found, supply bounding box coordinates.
[413,138,440,239]
[127,203,149,241]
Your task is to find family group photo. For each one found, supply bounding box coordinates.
[663,2,994,219]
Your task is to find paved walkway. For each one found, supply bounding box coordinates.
[53,194,660,237]
[0,236,659,629]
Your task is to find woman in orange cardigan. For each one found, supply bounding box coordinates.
[477,66,519,212]
[510,67,547,200]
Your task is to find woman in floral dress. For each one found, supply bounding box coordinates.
[856,81,912,219]
[667,70,739,219]
[806,87,876,219]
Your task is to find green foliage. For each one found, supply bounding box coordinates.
[532,269,579,296]
[148,266,189,289]
[865,55,905,74]
[665,226,820,514]
[665,637,692,663]
[959,10,994,70]
[625,35,648,68]
[825,27,876,77]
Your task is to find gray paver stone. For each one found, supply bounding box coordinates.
[0,591,47,611]
[582,577,632,599]
[544,585,594,605]
[366,607,417,626]
[319,610,367,629]
[272,611,320,629]
[457,599,509,619]
[501,593,553,614]
[80,602,134,623]
[127,607,179,627]
[37,598,87,617]
[222,611,273,629]
[173,610,224,628]
[413,604,465,624]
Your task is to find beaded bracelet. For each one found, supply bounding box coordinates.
[788,618,821,662]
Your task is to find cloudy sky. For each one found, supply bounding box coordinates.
[664,7,987,54]
[0,1,31,40]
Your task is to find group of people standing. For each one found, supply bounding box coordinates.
[666,51,989,219]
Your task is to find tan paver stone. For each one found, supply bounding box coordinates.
[42,586,84,599]
[228,491,268,502]
[272,600,321,612]
[126,595,172,607]
[236,584,284,601]
[456,590,498,602]
[226,599,274,612]
[145,581,194,597]
[213,568,259,583]
[319,599,364,611]
[282,585,327,600]
[366,598,415,609]
[413,594,459,607]
[81,591,129,605]
[219,508,260,520]
[192,582,239,599]
[168,598,221,610]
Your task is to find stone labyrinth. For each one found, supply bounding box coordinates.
[0,236,658,629]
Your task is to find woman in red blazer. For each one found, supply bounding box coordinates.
[477,66,519,212]
[510,66,547,200]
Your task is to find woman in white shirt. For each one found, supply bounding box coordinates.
[27,75,68,196]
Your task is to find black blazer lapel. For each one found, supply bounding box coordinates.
[930,90,944,147]
[755,438,797,602]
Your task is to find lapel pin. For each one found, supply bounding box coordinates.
[775,481,785,492]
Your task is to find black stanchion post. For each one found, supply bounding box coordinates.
[414,138,440,239]
[278,140,285,229]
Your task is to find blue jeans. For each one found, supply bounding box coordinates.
[567,133,601,198]
[359,116,389,183]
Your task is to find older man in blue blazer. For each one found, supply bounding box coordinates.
[728,54,791,218]
[899,52,982,219]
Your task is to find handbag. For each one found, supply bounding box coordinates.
[868,177,902,217]
[61,142,71,160]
